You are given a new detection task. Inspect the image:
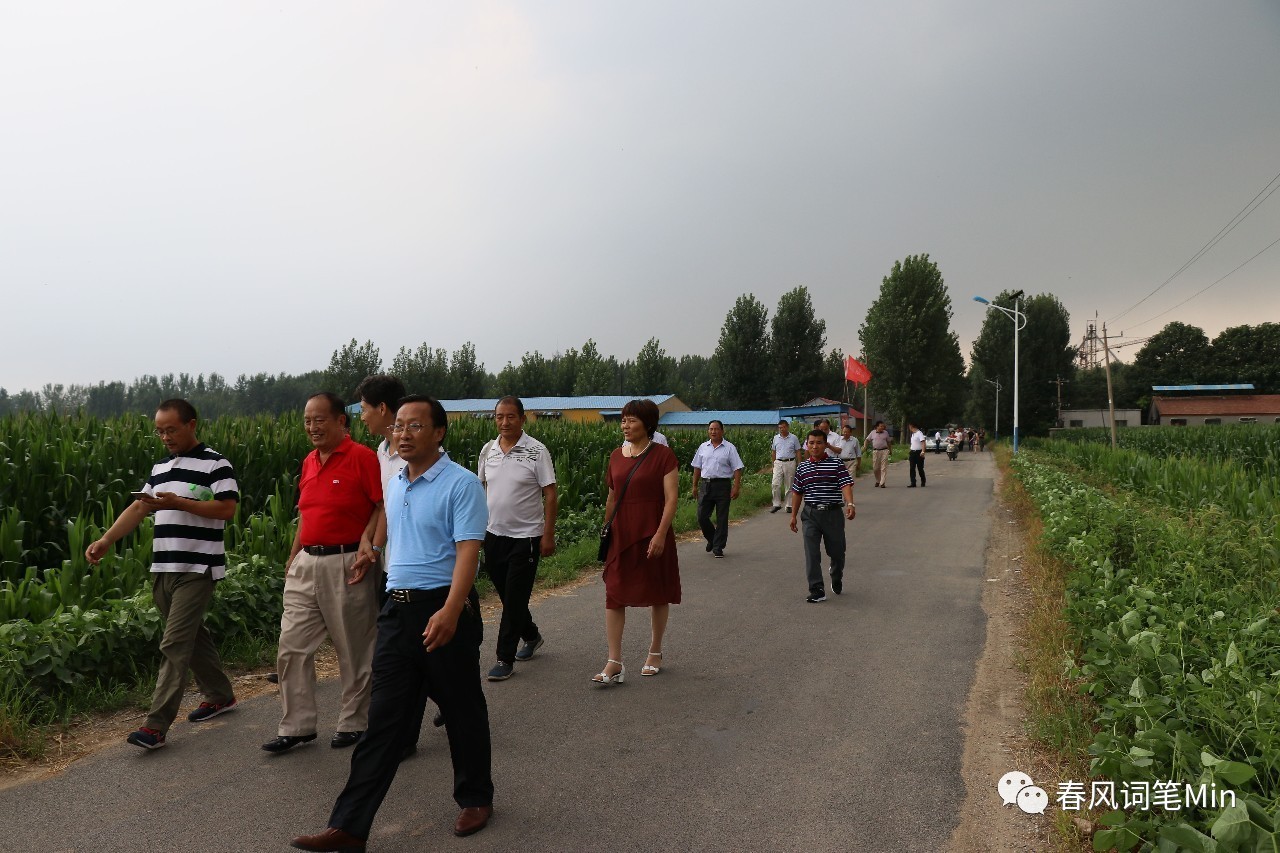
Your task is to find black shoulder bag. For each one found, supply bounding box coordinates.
[598,446,653,562]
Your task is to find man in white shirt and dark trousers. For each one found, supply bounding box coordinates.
[690,420,745,557]
[478,397,558,681]
[908,422,927,487]
[789,429,855,603]
[770,419,801,514]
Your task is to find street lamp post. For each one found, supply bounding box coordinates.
[984,377,1002,440]
[974,295,1028,452]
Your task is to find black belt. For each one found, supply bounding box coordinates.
[302,543,361,556]
[704,477,731,482]
[388,587,449,604]
[808,503,845,511]
[776,458,795,462]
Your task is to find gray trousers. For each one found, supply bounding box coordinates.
[146,571,235,733]
[801,506,846,594]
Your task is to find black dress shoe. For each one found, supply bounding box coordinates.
[454,805,493,837]
[291,826,366,852]
[770,506,781,513]
[330,730,363,748]
[433,711,446,728]
[712,548,724,558]
[262,733,317,753]
[705,542,714,552]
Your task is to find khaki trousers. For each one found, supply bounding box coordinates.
[146,571,235,733]
[771,459,797,507]
[277,550,378,736]
[872,449,890,486]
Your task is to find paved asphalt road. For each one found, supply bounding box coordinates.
[1,450,995,853]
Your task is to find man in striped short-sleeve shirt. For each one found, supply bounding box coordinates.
[788,429,855,603]
[86,398,240,750]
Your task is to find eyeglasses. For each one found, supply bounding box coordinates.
[154,427,184,438]
[391,423,428,434]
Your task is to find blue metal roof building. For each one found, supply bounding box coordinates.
[658,410,780,429]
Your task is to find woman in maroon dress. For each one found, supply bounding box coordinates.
[592,399,681,685]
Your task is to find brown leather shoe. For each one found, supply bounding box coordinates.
[290,827,366,852]
[453,805,493,837]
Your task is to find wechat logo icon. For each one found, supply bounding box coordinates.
[998,771,1048,815]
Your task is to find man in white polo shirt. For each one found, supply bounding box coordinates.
[690,420,745,557]
[478,396,558,681]
[770,419,801,514]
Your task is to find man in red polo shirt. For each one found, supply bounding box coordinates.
[264,392,383,753]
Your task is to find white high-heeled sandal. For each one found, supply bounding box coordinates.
[592,659,625,686]
[641,651,662,676]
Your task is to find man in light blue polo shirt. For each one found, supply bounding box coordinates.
[293,395,495,851]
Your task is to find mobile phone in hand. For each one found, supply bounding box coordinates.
[130,491,151,501]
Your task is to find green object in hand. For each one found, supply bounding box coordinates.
[188,484,215,501]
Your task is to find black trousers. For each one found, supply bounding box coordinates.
[329,586,492,839]
[909,450,926,485]
[485,533,541,664]
[697,479,732,550]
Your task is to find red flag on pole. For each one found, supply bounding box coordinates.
[844,356,872,384]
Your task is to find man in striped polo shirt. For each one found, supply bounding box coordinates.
[788,429,855,603]
[86,398,240,750]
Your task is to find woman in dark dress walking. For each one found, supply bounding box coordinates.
[593,399,681,685]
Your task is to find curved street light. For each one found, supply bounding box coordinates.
[974,296,1028,452]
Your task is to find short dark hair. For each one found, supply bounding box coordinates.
[397,394,449,439]
[778,419,788,426]
[874,420,885,428]
[841,423,854,432]
[157,398,197,423]
[815,417,830,429]
[621,399,659,437]
[308,392,348,425]
[807,429,827,442]
[495,396,525,416]
[708,419,724,430]
[356,374,407,411]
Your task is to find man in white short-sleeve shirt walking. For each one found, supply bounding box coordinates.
[690,420,745,557]
[478,397,558,681]
[770,419,801,514]
[908,421,927,488]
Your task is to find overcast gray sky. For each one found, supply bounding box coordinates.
[3,1,1278,393]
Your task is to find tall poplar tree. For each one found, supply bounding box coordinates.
[712,294,771,409]
[769,286,827,405]
[858,255,965,428]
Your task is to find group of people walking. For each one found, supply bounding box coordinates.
[85,385,955,850]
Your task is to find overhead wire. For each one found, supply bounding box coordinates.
[1123,232,1280,332]
[1107,168,1280,324]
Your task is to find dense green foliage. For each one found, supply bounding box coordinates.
[1015,427,1280,850]
[858,254,966,428]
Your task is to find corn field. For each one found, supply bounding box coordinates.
[0,411,772,623]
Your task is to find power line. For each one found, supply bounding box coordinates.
[1125,232,1280,332]
[1108,168,1280,324]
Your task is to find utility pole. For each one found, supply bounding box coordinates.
[1050,375,1069,427]
[1102,323,1118,449]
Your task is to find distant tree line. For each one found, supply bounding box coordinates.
[0,286,847,418]
[7,272,1268,434]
